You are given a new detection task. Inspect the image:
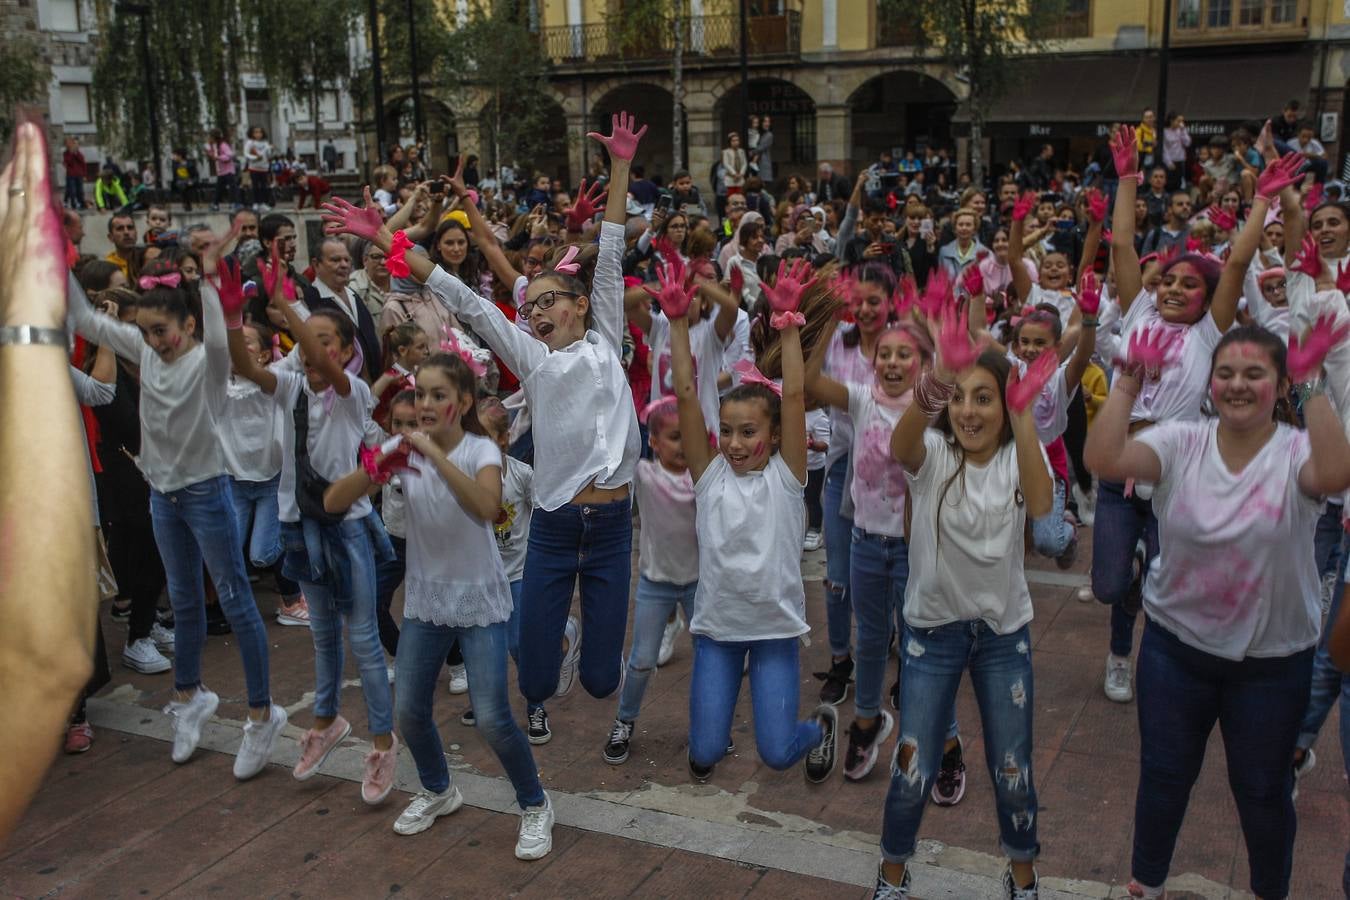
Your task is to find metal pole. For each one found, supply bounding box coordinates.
[121,4,161,191]
[368,0,387,165]
[738,0,749,145]
[1156,0,1172,124]
[406,0,425,146]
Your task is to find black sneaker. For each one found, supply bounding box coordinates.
[604,719,633,765]
[205,606,232,636]
[527,707,551,745]
[930,736,967,806]
[110,600,131,623]
[814,656,854,706]
[843,710,893,782]
[459,708,475,726]
[804,703,838,783]
[873,864,911,898]
[1002,864,1039,899]
[889,678,900,712]
[688,752,714,782]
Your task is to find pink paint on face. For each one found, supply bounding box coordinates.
[171,334,182,349]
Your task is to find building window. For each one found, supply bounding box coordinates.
[1176,0,1200,27]
[1270,0,1296,22]
[1206,0,1231,26]
[320,90,340,122]
[60,84,91,124]
[48,0,81,31]
[1177,0,1300,29]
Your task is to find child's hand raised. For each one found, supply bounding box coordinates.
[1116,324,1181,382]
[1288,312,1350,383]
[643,258,698,320]
[1007,350,1058,414]
[937,303,980,378]
[762,258,817,329]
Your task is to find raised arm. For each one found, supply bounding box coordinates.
[444,159,525,288]
[1212,155,1306,332]
[1109,126,1144,312]
[778,321,808,483]
[66,271,143,361]
[1085,330,1175,483]
[588,112,647,351]
[1007,192,1036,301]
[670,315,714,481]
[1078,187,1107,280]
[1290,316,1350,496]
[1063,271,1101,393]
[198,221,242,388]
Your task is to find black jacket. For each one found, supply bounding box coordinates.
[303,282,380,381]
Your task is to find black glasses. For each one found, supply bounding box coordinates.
[519,289,577,318]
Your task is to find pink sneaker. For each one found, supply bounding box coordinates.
[292,716,351,781]
[277,596,311,627]
[362,734,400,805]
[64,722,93,754]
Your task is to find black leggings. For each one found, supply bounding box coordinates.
[1064,387,1091,493]
[805,466,825,530]
[107,519,166,642]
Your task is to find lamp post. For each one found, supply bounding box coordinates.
[117,3,161,190]
[368,0,387,165]
[1157,0,1172,126]
[406,0,425,146]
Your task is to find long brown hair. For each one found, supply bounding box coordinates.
[418,351,487,435]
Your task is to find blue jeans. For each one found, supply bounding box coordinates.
[282,516,393,736]
[850,528,907,720]
[149,475,270,709]
[1091,478,1159,657]
[822,456,854,658]
[617,576,697,722]
[396,617,546,810]
[1132,620,1314,898]
[882,621,1038,865]
[689,635,823,770]
[1314,502,1343,579]
[229,475,282,568]
[517,497,632,705]
[1031,479,1074,558]
[65,175,84,209]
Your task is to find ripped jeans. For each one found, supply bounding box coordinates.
[881,620,1039,865]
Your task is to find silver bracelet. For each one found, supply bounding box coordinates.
[1295,378,1326,403]
[0,325,67,348]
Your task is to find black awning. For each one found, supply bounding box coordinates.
[953,50,1313,126]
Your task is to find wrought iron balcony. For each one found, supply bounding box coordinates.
[538,12,801,66]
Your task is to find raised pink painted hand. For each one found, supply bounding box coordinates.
[1011,192,1035,223]
[1085,188,1108,224]
[567,178,606,231]
[321,188,383,242]
[962,262,984,298]
[587,112,648,162]
[643,257,698,319]
[1291,233,1323,280]
[1116,324,1181,381]
[1256,152,1306,202]
[918,267,951,321]
[1305,181,1325,211]
[1337,262,1350,295]
[1078,269,1102,316]
[761,257,818,315]
[1289,312,1350,383]
[1111,125,1139,178]
[214,256,245,328]
[729,262,746,299]
[893,275,918,316]
[1206,205,1237,233]
[1006,349,1058,414]
[937,303,980,375]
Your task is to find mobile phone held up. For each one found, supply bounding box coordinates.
[657,194,673,212]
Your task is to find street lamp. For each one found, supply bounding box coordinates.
[116,2,162,191]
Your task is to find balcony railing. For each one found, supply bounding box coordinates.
[538,12,801,65]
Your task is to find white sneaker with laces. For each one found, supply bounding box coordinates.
[164,688,219,763]
[515,793,555,860]
[446,663,468,695]
[657,610,684,667]
[555,617,581,697]
[803,529,823,552]
[393,786,464,835]
[1104,653,1134,703]
[149,622,175,652]
[123,638,171,674]
[233,704,287,780]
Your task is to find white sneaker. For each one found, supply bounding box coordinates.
[515,793,555,860]
[1076,585,1095,603]
[149,622,175,652]
[164,688,220,763]
[393,786,464,835]
[555,617,581,697]
[233,704,288,780]
[1104,653,1134,703]
[123,637,171,674]
[803,529,823,552]
[446,663,469,695]
[1292,746,1317,801]
[657,610,684,667]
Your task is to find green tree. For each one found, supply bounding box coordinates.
[0,37,49,143]
[880,0,1067,185]
[608,0,686,171]
[245,0,362,163]
[90,0,246,161]
[443,1,558,180]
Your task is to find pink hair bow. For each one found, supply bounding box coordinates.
[441,326,488,378]
[385,229,415,279]
[555,245,581,276]
[138,271,182,291]
[731,359,783,397]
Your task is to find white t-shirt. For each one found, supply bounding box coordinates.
[402,432,513,628]
[373,187,398,217]
[823,325,875,470]
[647,313,726,435]
[806,408,830,471]
[381,477,407,539]
[847,384,911,537]
[222,370,284,482]
[690,453,807,642]
[721,307,751,378]
[273,370,375,523]
[1004,351,1075,444]
[493,455,533,583]
[634,459,699,585]
[904,431,1049,634]
[1138,421,1322,661]
[1027,284,1076,331]
[1120,290,1225,424]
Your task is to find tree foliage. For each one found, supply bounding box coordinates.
[880,0,1066,183]
[0,36,50,143]
[90,0,245,160]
